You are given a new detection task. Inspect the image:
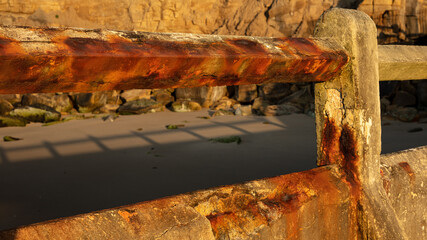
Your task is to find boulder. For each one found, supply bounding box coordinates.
[278,85,313,106]
[387,105,418,122]
[392,90,416,107]
[234,84,257,103]
[175,86,227,108]
[0,99,13,115]
[381,97,391,114]
[73,91,107,113]
[121,89,151,102]
[171,100,202,112]
[212,109,234,117]
[96,104,121,114]
[234,105,252,116]
[22,93,73,113]
[118,99,164,115]
[152,89,174,106]
[10,104,61,123]
[0,94,21,105]
[259,83,292,104]
[210,97,238,111]
[260,102,303,116]
[0,116,27,127]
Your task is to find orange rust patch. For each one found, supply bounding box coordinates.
[201,167,345,238]
[118,209,138,224]
[0,36,26,55]
[398,162,415,184]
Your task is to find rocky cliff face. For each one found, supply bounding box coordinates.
[1,0,425,40]
[0,0,336,37]
[0,0,426,126]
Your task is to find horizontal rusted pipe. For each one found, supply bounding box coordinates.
[378,45,427,81]
[0,26,349,94]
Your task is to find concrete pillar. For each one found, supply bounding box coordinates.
[314,8,408,239]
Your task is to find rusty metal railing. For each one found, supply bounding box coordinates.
[0,8,426,240]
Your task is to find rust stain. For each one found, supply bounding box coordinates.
[0,36,26,55]
[320,118,361,195]
[339,124,361,198]
[398,162,415,184]
[319,117,341,166]
[320,117,362,238]
[118,209,138,224]
[0,28,349,94]
[117,209,142,235]
[382,179,391,195]
[196,167,345,239]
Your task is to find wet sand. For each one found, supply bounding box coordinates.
[0,110,426,230]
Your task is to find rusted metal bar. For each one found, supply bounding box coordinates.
[378,45,427,81]
[0,165,353,240]
[0,26,348,94]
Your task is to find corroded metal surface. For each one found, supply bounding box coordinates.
[0,165,353,240]
[0,26,348,94]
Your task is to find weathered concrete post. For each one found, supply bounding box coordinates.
[314,8,407,239]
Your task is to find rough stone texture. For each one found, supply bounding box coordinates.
[0,165,353,240]
[22,93,73,113]
[314,8,407,239]
[9,105,61,123]
[359,0,427,44]
[0,0,338,37]
[380,146,427,240]
[260,102,303,116]
[387,105,418,122]
[117,99,164,115]
[0,115,26,127]
[0,94,21,104]
[171,100,202,112]
[259,83,292,104]
[234,84,257,103]
[152,89,174,106]
[72,92,108,113]
[120,89,151,102]
[176,86,228,108]
[0,98,13,115]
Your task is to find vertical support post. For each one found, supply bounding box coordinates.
[314,8,407,239]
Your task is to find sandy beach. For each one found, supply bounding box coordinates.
[0,110,426,230]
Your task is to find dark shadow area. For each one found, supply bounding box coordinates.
[0,114,317,230]
[0,112,426,231]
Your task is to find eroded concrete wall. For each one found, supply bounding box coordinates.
[380,146,427,240]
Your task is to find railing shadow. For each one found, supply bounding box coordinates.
[0,112,426,231]
[0,113,318,230]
